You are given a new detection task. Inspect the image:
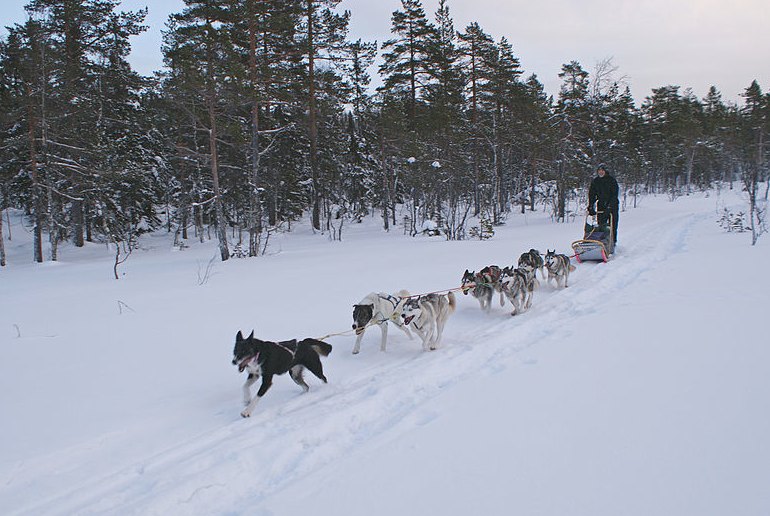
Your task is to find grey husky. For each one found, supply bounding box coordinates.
[499,266,534,316]
[352,290,413,354]
[461,266,504,312]
[399,291,456,351]
[518,249,545,281]
[544,249,576,288]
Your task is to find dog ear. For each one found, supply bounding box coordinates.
[237,330,243,341]
[248,330,254,340]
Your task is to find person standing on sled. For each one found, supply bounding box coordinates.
[587,163,619,244]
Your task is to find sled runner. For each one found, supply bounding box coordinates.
[571,213,614,263]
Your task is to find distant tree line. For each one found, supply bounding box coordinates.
[1,0,769,267]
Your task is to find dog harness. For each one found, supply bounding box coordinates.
[377,294,405,325]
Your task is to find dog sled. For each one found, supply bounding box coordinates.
[571,213,614,263]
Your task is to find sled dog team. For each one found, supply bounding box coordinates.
[232,248,575,417]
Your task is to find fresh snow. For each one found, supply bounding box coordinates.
[1,189,769,516]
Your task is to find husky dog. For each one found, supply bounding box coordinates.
[232,330,332,418]
[461,266,503,312]
[518,249,545,281]
[499,266,533,316]
[352,290,413,354]
[400,291,456,351]
[544,249,576,288]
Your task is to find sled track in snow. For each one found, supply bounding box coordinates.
[14,211,704,516]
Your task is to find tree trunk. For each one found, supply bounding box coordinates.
[0,210,5,267]
[379,127,390,231]
[72,199,84,247]
[47,186,58,261]
[528,161,537,212]
[307,0,321,231]
[248,7,263,256]
[27,83,44,263]
[751,130,764,246]
[206,24,229,261]
[209,106,229,261]
[685,146,695,195]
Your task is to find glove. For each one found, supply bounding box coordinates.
[587,207,596,216]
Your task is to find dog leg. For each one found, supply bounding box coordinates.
[423,321,436,351]
[242,373,259,406]
[379,322,389,352]
[303,353,328,384]
[289,365,310,392]
[352,330,365,354]
[241,374,273,418]
[434,320,443,348]
[509,296,518,316]
[428,324,438,350]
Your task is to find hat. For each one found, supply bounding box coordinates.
[596,163,607,172]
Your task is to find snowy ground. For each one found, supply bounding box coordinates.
[1,188,769,516]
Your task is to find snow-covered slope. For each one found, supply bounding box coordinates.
[1,190,768,516]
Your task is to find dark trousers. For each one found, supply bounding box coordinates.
[598,208,619,243]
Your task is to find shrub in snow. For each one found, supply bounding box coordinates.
[468,217,494,240]
[717,208,747,232]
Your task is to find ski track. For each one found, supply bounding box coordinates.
[9,209,704,515]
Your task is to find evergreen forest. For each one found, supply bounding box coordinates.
[1,0,768,267]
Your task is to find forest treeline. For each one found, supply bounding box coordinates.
[1,0,768,267]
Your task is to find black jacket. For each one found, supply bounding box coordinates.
[588,173,619,213]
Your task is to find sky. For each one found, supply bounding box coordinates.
[2,0,769,104]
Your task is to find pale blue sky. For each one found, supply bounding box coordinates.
[3,0,769,104]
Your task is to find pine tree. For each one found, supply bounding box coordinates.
[422,0,466,225]
[481,37,523,221]
[553,60,590,221]
[298,0,351,231]
[1,1,149,262]
[379,0,434,132]
[229,0,303,254]
[740,80,769,244]
[0,19,46,262]
[164,0,236,261]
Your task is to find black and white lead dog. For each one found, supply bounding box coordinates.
[232,330,332,418]
[351,290,413,354]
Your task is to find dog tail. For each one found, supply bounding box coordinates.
[447,291,457,312]
[306,339,333,357]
